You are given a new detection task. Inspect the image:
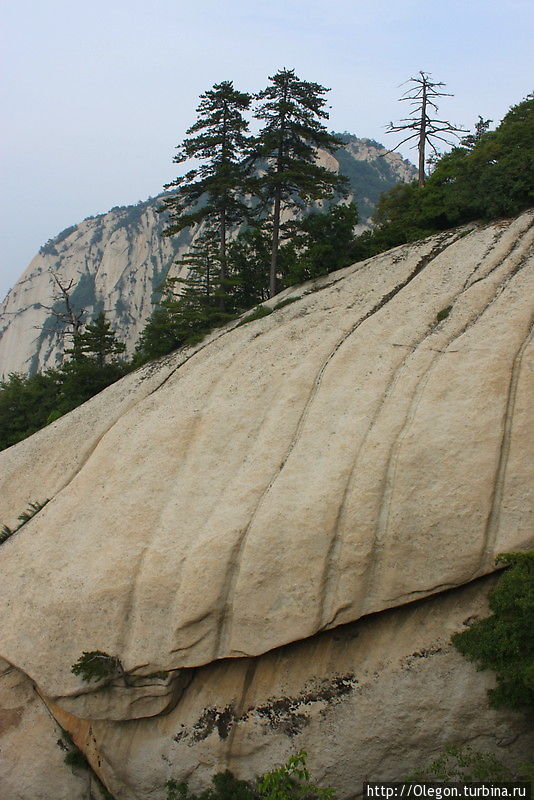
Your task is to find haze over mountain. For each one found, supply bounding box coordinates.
[3,1,533,304]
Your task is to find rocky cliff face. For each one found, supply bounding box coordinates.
[0,198,191,378]
[0,212,532,799]
[0,137,415,378]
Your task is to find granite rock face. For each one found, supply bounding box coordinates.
[0,137,415,377]
[0,212,532,798]
[0,658,103,800]
[0,199,187,377]
[42,579,534,800]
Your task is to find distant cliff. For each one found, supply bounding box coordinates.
[0,137,415,377]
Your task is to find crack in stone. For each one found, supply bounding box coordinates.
[481,322,533,563]
[324,225,533,624]
[212,231,463,660]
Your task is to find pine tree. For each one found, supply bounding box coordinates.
[132,306,184,365]
[0,370,62,450]
[227,226,272,309]
[67,312,126,368]
[161,230,230,343]
[284,202,360,285]
[57,313,128,413]
[158,81,252,304]
[461,116,493,150]
[252,69,348,297]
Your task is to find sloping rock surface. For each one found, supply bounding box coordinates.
[0,212,532,798]
[0,212,534,800]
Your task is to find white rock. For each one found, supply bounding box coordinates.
[42,579,534,799]
[0,213,532,798]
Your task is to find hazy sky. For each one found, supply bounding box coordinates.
[1,0,532,300]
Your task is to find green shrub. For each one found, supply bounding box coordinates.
[166,751,334,800]
[257,751,335,799]
[167,771,256,800]
[407,744,526,782]
[236,305,273,327]
[0,500,49,545]
[436,305,452,322]
[71,651,123,683]
[452,552,534,713]
[273,297,299,311]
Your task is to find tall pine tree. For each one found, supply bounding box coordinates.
[158,81,252,306]
[252,69,348,297]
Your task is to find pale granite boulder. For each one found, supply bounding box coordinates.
[0,213,532,798]
[0,213,532,709]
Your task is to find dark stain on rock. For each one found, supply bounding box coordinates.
[0,706,23,736]
[190,705,237,742]
[253,673,357,737]
[254,697,310,737]
[401,646,443,669]
[174,673,357,744]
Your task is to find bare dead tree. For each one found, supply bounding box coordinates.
[38,269,87,338]
[386,71,467,185]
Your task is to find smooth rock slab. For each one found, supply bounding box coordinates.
[0,213,532,716]
[0,658,92,800]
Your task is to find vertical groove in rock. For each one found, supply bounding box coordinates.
[317,226,532,629]
[224,659,258,768]
[317,326,437,630]
[364,353,440,606]
[117,545,149,656]
[213,231,463,659]
[359,236,533,616]
[121,351,237,660]
[460,225,506,291]
[464,214,534,290]
[482,322,533,562]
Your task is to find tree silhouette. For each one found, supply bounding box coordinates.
[38,269,86,341]
[386,71,466,185]
[159,81,252,309]
[252,69,348,297]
